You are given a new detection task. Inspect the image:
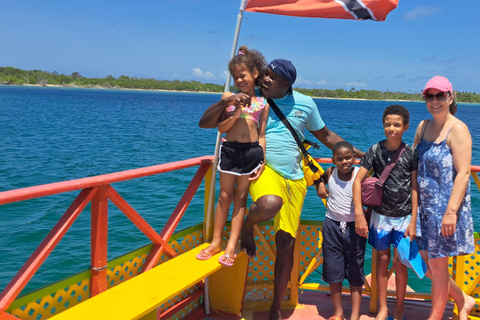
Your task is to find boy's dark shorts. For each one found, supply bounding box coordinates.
[322,217,367,287]
[217,141,263,176]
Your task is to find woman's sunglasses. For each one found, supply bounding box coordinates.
[423,92,450,102]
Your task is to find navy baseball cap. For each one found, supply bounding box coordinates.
[268,59,297,85]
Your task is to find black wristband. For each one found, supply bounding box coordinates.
[315,177,324,184]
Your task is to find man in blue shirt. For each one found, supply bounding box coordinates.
[200,59,364,320]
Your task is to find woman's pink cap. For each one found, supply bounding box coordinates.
[423,76,453,95]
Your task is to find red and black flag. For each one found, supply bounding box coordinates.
[243,0,399,21]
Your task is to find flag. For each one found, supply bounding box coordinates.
[244,0,399,21]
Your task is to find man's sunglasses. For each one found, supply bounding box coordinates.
[423,92,450,102]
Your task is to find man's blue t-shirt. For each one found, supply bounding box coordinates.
[265,91,325,180]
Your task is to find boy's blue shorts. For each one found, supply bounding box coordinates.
[368,210,411,251]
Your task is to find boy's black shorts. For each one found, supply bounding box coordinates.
[322,217,367,287]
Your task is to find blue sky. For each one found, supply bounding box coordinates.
[1,0,479,93]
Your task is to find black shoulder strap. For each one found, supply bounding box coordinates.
[377,142,406,185]
[267,98,309,158]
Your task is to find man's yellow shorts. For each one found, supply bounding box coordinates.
[249,165,307,238]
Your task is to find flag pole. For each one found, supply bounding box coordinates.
[204,0,247,315]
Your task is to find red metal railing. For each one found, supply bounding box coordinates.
[0,156,214,315]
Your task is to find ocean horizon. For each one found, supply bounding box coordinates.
[8,83,480,104]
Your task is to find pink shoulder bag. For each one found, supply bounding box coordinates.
[361,142,406,207]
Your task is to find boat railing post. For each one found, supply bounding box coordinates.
[90,185,109,297]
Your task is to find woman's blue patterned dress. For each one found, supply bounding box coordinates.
[416,127,475,259]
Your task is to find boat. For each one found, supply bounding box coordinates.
[0,155,479,320]
[2,1,480,320]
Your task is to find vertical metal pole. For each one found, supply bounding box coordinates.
[204,1,247,315]
[204,277,211,315]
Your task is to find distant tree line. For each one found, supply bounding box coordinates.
[296,87,480,103]
[297,88,422,102]
[0,67,224,92]
[1,66,479,103]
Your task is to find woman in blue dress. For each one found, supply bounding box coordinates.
[413,76,475,320]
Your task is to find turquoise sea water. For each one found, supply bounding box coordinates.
[1,85,479,296]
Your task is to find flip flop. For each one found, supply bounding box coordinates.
[196,248,219,261]
[328,316,344,320]
[219,253,236,267]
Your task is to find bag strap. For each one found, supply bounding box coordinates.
[376,142,406,186]
[267,98,310,158]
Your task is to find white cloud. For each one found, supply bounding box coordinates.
[316,80,327,85]
[295,77,312,85]
[345,82,366,87]
[192,68,215,79]
[404,6,441,20]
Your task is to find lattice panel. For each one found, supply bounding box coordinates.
[298,223,322,278]
[9,279,90,320]
[108,253,148,288]
[156,229,203,265]
[243,222,323,303]
[451,235,480,317]
[245,224,277,302]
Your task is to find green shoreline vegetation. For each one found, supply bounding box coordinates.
[1,66,479,103]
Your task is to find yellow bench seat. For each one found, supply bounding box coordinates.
[50,244,225,320]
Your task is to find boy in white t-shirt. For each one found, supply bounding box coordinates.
[316,141,366,320]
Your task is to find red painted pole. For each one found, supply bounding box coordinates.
[90,185,109,297]
[0,188,98,311]
[141,244,164,272]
